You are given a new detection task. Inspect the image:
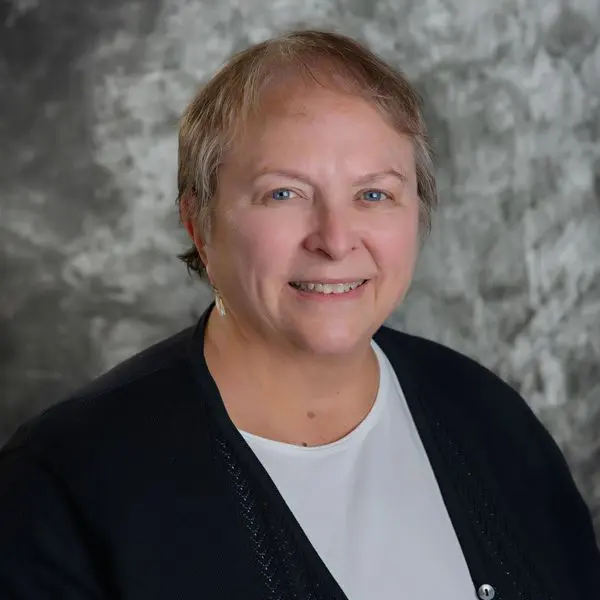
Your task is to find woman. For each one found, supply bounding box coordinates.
[0,30,598,600]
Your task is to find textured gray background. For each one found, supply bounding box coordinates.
[1,0,599,538]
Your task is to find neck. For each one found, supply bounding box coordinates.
[203,308,380,446]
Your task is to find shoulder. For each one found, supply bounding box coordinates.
[375,324,517,397]
[375,325,559,496]
[376,324,506,383]
[376,327,600,590]
[374,324,580,503]
[374,324,548,445]
[0,321,217,579]
[2,323,200,468]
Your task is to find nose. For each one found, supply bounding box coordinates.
[303,204,360,261]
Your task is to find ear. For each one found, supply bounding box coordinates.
[180,190,209,266]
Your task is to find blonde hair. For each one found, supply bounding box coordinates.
[177,29,437,281]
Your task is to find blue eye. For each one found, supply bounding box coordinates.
[362,189,389,202]
[271,189,294,201]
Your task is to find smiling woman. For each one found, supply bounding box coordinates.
[1,28,599,600]
[184,81,421,364]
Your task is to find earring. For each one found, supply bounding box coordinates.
[213,287,226,317]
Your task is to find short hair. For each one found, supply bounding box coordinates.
[176,29,437,281]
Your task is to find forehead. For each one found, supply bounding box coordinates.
[227,84,413,169]
[253,77,387,125]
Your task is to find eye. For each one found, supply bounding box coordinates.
[361,189,391,203]
[270,188,295,201]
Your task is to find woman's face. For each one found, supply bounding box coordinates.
[199,84,421,357]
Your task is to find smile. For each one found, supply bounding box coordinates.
[288,280,367,294]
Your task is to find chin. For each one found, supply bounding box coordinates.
[291,323,370,358]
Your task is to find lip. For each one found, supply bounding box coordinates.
[289,278,368,284]
[287,279,370,301]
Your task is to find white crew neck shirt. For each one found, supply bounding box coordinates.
[240,340,475,599]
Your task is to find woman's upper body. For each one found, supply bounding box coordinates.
[2,29,599,600]
[1,303,599,600]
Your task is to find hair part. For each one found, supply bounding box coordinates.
[176,29,438,282]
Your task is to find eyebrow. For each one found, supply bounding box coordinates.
[252,168,408,186]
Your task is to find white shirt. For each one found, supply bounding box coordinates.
[240,340,475,599]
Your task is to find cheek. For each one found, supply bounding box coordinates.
[373,214,420,273]
[221,212,300,279]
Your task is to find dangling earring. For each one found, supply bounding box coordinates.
[213,286,226,317]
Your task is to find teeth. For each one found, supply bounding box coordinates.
[290,280,365,294]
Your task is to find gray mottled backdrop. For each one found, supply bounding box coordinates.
[1,0,599,537]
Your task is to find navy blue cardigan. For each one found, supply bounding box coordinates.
[1,303,599,599]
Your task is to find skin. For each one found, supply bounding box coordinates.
[182,81,421,446]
